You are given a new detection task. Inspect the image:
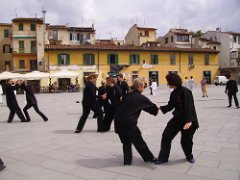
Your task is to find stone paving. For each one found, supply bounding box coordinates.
[0,85,240,180]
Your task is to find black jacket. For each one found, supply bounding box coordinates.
[5,84,20,108]
[225,80,238,94]
[115,90,158,135]
[117,80,129,97]
[106,85,122,106]
[160,86,199,129]
[82,81,98,105]
[21,83,37,104]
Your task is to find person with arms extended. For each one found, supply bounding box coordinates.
[225,74,239,109]
[5,79,27,123]
[21,80,48,122]
[115,79,159,165]
[155,73,199,165]
[75,73,105,133]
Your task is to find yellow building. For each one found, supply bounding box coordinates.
[45,44,219,89]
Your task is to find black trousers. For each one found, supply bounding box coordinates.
[158,120,196,162]
[76,102,104,132]
[228,93,239,107]
[118,132,154,164]
[7,105,26,122]
[103,105,117,131]
[23,103,48,121]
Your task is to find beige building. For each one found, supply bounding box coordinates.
[46,25,95,45]
[0,23,12,72]
[125,24,157,46]
[193,37,221,51]
[163,28,193,48]
[11,18,45,72]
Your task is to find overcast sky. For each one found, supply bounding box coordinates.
[1,0,240,39]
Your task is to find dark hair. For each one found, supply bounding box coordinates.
[118,73,123,79]
[225,74,231,79]
[166,73,182,87]
[6,78,12,82]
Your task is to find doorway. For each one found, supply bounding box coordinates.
[149,71,159,85]
[58,78,71,91]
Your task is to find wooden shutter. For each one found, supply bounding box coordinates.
[137,55,140,64]
[58,54,62,65]
[108,54,111,64]
[66,54,70,65]
[116,54,118,64]
[129,55,133,65]
[92,54,95,65]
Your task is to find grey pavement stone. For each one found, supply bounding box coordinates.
[0,85,240,180]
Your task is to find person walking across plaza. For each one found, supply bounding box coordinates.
[225,74,239,109]
[103,76,122,131]
[201,76,208,97]
[5,79,28,123]
[0,81,3,104]
[155,73,199,165]
[21,80,48,122]
[150,79,157,95]
[188,76,195,91]
[75,73,105,133]
[114,79,159,165]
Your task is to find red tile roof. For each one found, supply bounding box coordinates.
[12,18,43,23]
[45,44,219,53]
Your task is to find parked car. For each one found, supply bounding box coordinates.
[214,76,228,85]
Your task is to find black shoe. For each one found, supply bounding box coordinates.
[227,105,231,108]
[0,163,6,171]
[124,161,132,165]
[44,118,48,122]
[154,159,168,165]
[186,157,195,164]
[202,96,205,97]
[237,106,240,109]
[21,120,30,122]
[75,130,81,134]
[7,120,12,123]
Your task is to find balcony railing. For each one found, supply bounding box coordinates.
[19,48,25,53]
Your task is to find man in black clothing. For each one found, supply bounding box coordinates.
[225,74,239,109]
[156,73,199,165]
[115,79,158,165]
[5,79,27,123]
[103,77,122,131]
[98,80,109,113]
[75,73,105,133]
[117,73,129,97]
[21,80,48,122]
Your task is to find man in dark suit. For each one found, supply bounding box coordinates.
[117,73,129,97]
[75,73,105,133]
[115,79,159,165]
[5,79,27,123]
[225,74,239,109]
[21,80,48,122]
[156,73,199,165]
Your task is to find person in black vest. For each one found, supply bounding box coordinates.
[75,73,105,133]
[117,73,129,97]
[98,80,109,113]
[21,80,48,122]
[155,73,199,165]
[5,79,27,123]
[115,79,159,165]
[103,77,122,131]
[225,74,239,109]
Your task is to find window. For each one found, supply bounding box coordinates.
[171,36,173,42]
[58,54,70,65]
[168,71,178,74]
[176,34,189,42]
[30,60,37,70]
[18,23,24,31]
[19,41,24,53]
[145,30,149,37]
[188,54,194,65]
[5,61,11,71]
[233,36,237,43]
[213,46,217,50]
[108,54,118,64]
[170,54,176,65]
[165,37,168,44]
[132,71,138,80]
[204,54,210,65]
[19,60,25,69]
[130,54,140,64]
[238,36,240,44]
[3,45,11,53]
[30,24,36,31]
[31,41,36,53]
[52,30,58,40]
[4,29,9,38]
[150,54,158,64]
[83,54,95,65]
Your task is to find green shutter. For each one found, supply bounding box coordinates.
[130,55,133,65]
[92,54,95,65]
[116,54,118,64]
[58,54,61,65]
[156,55,159,64]
[66,54,70,65]
[108,54,111,64]
[83,54,87,64]
[137,55,140,64]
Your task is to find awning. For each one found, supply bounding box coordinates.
[50,70,80,78]
[0,71,23,80]
[22,71,50,80]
